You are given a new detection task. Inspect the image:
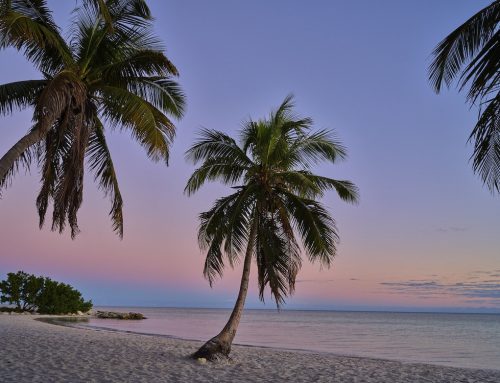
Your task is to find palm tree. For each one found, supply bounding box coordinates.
[429,1,499,193]
[0,0,185,237]
[185,95,358,360]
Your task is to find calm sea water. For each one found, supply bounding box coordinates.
[79,307,500,370]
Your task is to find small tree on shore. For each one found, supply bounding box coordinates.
[0,271,92,314]
[0,271,43,311]
[36,278,92,314]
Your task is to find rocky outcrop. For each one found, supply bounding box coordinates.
[95,311,146,320]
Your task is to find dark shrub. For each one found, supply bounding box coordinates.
[0,271,92,314]
[36,278,92,314]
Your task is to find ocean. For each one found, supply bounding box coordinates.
[78,307,500,370]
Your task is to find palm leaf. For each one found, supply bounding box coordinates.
[96,50,178,83]
[279,189,338,266]
[0,130,36,195]
[86,118,124,237]
[429,1,500,92]
[279,171,359,203]
[185,157,250,196]
[198,192,244,284]
[98,85,175,163]
[0,79,46,115]
[0,1,73,73]
[461,30,500,102]
[470,92,500,192]
[186,128,252,168]
[49,111,92,238]
[290,129,347,167]
[255,208,301,306]
[81,0,151,34]
[36,126,72,229]
[124,77,185,118]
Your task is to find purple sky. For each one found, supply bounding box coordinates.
[0,0,499,312]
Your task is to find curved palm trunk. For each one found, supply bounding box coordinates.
[193,225,256,361]
[0,129,44,183]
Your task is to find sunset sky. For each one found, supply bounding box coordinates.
[0,0,498,313]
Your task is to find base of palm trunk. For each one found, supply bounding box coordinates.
[192,336,232,361]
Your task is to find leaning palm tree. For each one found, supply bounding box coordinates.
[0,0,185,237]
[429,1,499,193]
[185,95,358,360]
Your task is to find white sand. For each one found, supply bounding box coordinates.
[1,314,499,383]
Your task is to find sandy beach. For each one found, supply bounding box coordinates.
[0,315,499,383]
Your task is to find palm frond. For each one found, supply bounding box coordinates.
[271,95,315,141]
[321,178,359,203]
[255,208,301,306]
[470,92,500,193]
[222,186,256,262]
[240,120,259,155]
[87,118,123,237]
[96,49,178,83]
[0,132,36,196]
[271,94,296,128]
[290,129,347,167]
[0,0,73,73]
[255,216,290,306]
[198,191,252,285]
[279,171,359,203]
[0,79,46,115]
[82,0,113,32]
[98,85,175,163]
[185,129,253,195]
[102,0,151,28]
[124,77,185,118]
[429,1,500,92]
[36,126,71,229]
[186,128,252,165]
[49,107,92,238]
[81,0,151,34]
[2,0,56,27]
[279,190,338,266]
[461,30,499,103]
[277,170,323,197]
[70,4,108,68]
[430,1,500,193]
[185,158,250,196]
[69,0,164,82]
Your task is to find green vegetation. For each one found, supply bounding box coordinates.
[0,271,92,314]
[0,0,185,237]
[429,1,500,193]
[0,271,43,311]
[185,95,358,360]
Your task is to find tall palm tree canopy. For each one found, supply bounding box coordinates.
[429,1,499,193]
[186,96,358,305]
[0,0,185,237]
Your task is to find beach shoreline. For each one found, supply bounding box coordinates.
[39,314,500,372]
[1,315,499,382]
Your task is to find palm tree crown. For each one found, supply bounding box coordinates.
[186,95,358,306]
[0,0,185,237]
[429,1,499,193]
